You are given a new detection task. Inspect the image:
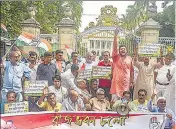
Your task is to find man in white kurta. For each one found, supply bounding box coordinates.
[163,53,176,113]
[163,67,175,114]
[133,57,161,100]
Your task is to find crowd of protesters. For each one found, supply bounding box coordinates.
[0,28,175,129]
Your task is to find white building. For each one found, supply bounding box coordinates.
[80,26,127,56]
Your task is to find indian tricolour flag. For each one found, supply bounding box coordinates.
[16,32,35,45]
[65,45,73,61]
[15,32,52,52]
[38,39,52,51]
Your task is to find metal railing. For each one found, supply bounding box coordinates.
[119,37,175,55]
[158,37,175,54]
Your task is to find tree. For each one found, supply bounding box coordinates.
[120,1,149,32]
[0,1,83,38]
[0,1,29,38]
[121,1,174,37]
[153,2,175,37]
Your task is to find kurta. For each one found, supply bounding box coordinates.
[163,65,175,113]
[110,35,134,97]
[155,64,175,98]
[133,62,155,100]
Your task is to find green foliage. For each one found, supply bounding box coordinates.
[153,2,175,37]
[120,1,149,32]
[1,1,83,38]
[121,1,174,37]
[1,1,29,38]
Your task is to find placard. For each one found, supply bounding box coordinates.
[4,101,29,114]
[23,80,48,96]
[78,70,92,80]
[138,43,161,57]
[92,66,111,79]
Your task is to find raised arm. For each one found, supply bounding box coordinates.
[112,28,119,61]
[147,93,156,112]
[130,61,134,87]
[153,48,164,69]
[133,46,141,68]
[37,87,49,108]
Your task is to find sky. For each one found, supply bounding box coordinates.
[80,1,165,32]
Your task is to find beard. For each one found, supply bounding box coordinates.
[120,52,127,56]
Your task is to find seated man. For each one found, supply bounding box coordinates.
[86,88,110,111]
[48,75,67,103]
[148,94,175,129]
[62,89,85,111]
[112,91,137,112]
[132,89,149,112]
[77,79,89,94]
[87,79,98,98]
[77,79,91,104]
[37,88,62,111]
[1,91,16,114]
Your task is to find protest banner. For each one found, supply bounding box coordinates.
[138,43,162,57]
[1,112,167,129]
[23,80,48,96]
[4,101,29,114]
[77,70,92,80]
[92,66,111,79]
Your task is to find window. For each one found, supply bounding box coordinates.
[101,41,106,49]
[107,41,112,49]
[95,40,100,49]
[90,40,94,49]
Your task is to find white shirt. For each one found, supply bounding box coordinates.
[61,69,81,94]
[84,61,97,70]
[65,62,82,71]
[156,64,175,84]
[62,97,85,111]
[48,86,68,103]
[26,63,38,82]
[171,60,176,66]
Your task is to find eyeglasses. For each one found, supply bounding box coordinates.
[139,94,145,96]
[159,101,166,104]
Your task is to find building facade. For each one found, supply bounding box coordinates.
[80,26,127,56]
[79,5,130,57]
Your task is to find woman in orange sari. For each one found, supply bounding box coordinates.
[110,28,134,101]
